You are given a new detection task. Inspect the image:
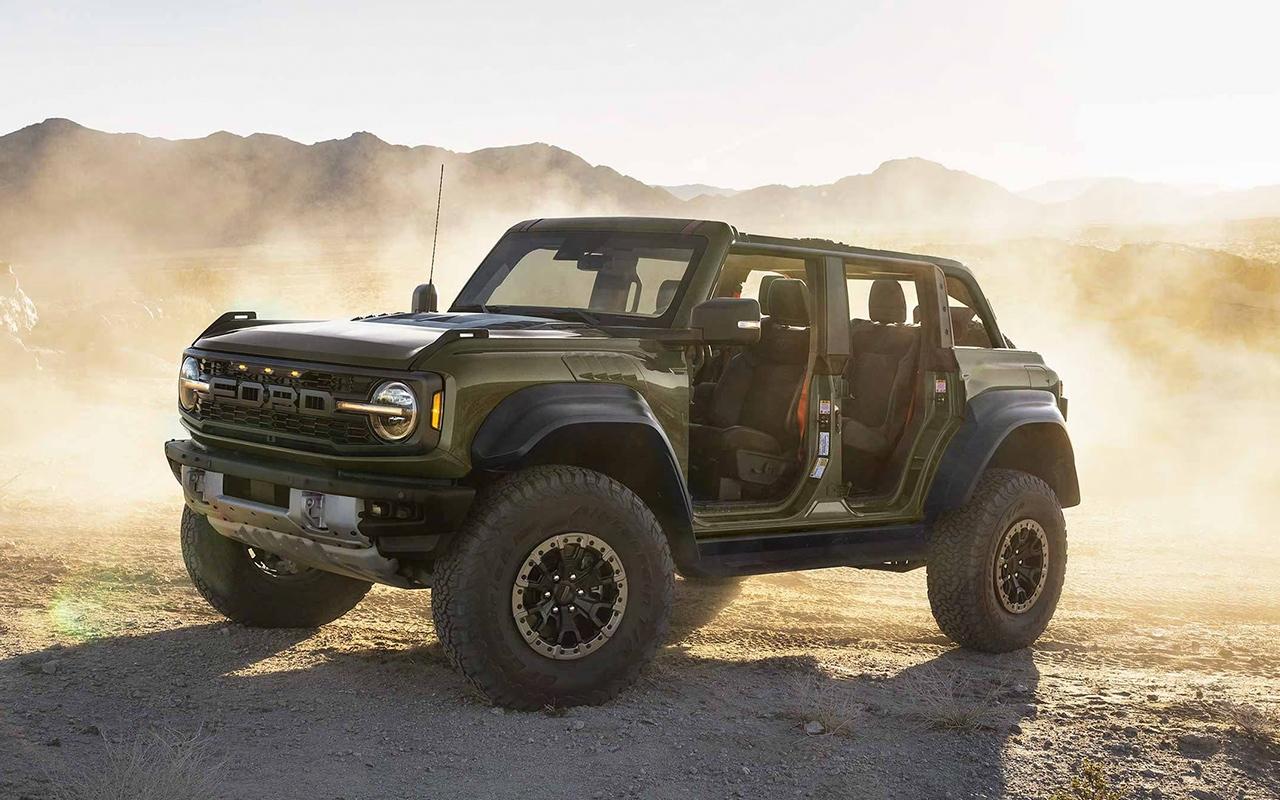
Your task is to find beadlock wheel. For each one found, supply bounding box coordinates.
[511,532,628,660]
[993,518,1049,614]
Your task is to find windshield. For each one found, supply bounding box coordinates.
[453,231,705,324]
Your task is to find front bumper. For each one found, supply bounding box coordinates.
[165,439,475,587]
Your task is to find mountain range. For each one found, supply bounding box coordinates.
[3,118,1279,257]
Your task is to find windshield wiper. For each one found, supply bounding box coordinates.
[541,308,601,327]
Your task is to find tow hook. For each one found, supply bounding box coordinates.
[185,467,206,497]
[300,491,328,532]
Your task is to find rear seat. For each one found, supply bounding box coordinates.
[842,280,920,488]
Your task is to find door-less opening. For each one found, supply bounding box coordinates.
[688,252,816,503]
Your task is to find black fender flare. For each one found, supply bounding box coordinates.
[471,382,699,570]
[925,388,1079,518]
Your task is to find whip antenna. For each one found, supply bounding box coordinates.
[413,163,444,313]
[429,163,444,285]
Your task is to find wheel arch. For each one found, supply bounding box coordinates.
[925,389,1081,518]
[471,383,699,571]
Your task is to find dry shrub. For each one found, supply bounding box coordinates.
[1046,759,1123,800]
[896,669,1013,732]
[1207,701,1280,746]
[53,730,224,800]
[789,673,862,737]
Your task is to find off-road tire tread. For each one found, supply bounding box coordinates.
[180,507,372,627]
[432,465,674,709]
[926,468,1066,653]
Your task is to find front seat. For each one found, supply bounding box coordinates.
[842,279,921,489]
[689,279,811,501]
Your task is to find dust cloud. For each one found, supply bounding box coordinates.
[933,236,1280,532]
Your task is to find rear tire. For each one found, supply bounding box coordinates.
[180,507,372,627]
[926,469,1067,652]
[432,465,674,709]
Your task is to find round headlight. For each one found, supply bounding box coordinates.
[179,356,202,411]
[370,381,418,442]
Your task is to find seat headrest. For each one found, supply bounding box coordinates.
[655,279,681,313]
[765,279,810,326]
[757,274,783,314]
[869,279,906,324]
[950,306,975,331]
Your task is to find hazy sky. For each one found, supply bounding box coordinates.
[3,1,1277,190]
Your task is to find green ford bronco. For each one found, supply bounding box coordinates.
[166,217,1078,708]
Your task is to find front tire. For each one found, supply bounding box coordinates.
[431,466,674,709]
[926,469,1067,652]
[180,507,372,627]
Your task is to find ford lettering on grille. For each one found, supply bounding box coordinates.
[208,376,335,415]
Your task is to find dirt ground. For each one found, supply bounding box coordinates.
[1,499,1276,800]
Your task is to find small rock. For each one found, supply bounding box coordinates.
[1123,726,1139,738]
[80,725,100,736]
[43,738,60,747]
[1190,791,1223,800]
[40,661,59,675]
[490,708,504,716]
[570,720,585,731]
[803,721,824,736]
[219,628,231,637]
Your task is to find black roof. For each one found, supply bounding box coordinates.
[511,216,974,279]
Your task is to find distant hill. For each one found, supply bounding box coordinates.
[686,158,1042,235]
[1019,177,1217,204]
[1018,178,1216,225]
[0,119,673,256]
[4,119,1280,258]
[660,183,741,201]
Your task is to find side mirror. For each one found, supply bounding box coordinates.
[412,283,439,313]
[690,298,762,345]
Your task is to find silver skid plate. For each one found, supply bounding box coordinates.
[180,466,416,587]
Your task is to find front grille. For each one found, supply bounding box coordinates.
[193,357,377,447]
[205,360,379,396]
[196,401,375,445]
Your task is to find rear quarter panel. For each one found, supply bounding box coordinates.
[955,347,1046,396]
